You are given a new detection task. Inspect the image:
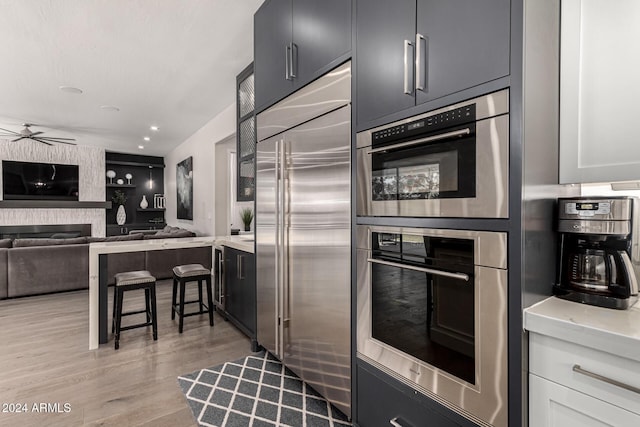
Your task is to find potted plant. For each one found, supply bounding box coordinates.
[112,190,127,225]
[240,207,254,232]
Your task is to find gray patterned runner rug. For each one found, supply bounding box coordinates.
[178,351,351,427]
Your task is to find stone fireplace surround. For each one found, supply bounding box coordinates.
[0,140,107,237]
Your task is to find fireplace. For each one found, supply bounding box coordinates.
[0,224,92,239]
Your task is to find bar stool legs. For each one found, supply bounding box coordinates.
[112,270,158,350]
[171,264,214,333]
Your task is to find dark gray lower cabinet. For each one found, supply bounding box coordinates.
[223,247,257,350]
[357,361,474,427]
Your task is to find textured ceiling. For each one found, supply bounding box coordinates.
[0,0,263,156]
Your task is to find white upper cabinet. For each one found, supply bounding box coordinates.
[560,0,640,184]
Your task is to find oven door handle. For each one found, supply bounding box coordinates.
[367,128,471,154]
[367,258,470,282]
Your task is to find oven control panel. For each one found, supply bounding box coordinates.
[372,104,476,146]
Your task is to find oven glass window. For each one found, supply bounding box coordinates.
[370,232,475,384]
[371,125,475,201]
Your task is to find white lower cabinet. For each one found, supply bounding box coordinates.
[530,374,640,427]
[529,332,640,427]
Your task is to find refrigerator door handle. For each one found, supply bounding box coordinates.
[281,140,291,335]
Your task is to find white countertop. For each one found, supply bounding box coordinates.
[214,235,254,253]
[524,296,640,363]
[89,236,216,254]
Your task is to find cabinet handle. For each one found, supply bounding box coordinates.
[390,417,413,427]
[237,255,245,280]
[285,45,291,80]
[415,33,427,92]
[403,39,414,95]
[573,364,640,395]
[289,43,297,79]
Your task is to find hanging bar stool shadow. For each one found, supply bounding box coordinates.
[112,270,158,350]
[171,264,214,333]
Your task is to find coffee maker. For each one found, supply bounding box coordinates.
[555,197,639,309]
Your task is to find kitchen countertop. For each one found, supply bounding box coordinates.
[214,234,254,253]
[524,296,640,363]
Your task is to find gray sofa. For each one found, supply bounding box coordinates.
[0,227,211,299]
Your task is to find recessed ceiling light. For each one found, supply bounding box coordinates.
[59,86,83,94]
[138,145,145,149]
[150,126,159,131]
[100,105,120,112]
[143,136,150,141]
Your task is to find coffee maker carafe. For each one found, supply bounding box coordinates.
[555,197,639,309]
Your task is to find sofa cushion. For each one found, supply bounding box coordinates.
[88,234,144,243]
[0,238,12,249]
[13,237,88,248]
[143,230,195,239]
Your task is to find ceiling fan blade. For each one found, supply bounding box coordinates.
[30,131,44,137]
[37,136,76,141]
[0,127,19,135]
[34,137,76,145]
[11,137,27,142]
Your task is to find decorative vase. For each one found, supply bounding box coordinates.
[140,195,148,209]
[116,204,126,225]
[244,223,251,232]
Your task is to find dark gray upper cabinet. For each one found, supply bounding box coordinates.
[255,0,352,113]
[292,0,352,90]
[255,0,293,113]
[355,0,416,126]
[415,0,510,104]
[356,0,510,127]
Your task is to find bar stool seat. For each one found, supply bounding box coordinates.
[112,270,158,350]
[172,264,214,333]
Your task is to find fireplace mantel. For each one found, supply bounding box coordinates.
[0,200,111,209]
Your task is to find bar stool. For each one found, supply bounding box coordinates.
[171,264,214,333]
[112,270,158,350]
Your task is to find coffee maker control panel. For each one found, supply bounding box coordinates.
[564,201,611,216]
[559,198,632,221]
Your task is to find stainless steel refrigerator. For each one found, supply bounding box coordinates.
[256,61,351,417]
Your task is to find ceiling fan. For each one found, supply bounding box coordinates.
[0,123,76,146]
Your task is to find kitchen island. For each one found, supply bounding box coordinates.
[88,236,216,350]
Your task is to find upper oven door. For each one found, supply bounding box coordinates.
[357,89,509,218]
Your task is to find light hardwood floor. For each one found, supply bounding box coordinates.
[0,280,252,426]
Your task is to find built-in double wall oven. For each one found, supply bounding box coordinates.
[355,90,510,426]
[356,89,509,218]
[356,225,508,427]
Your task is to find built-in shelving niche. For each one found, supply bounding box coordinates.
[105,152,166,236]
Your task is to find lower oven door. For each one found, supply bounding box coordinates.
[356,225,508,427]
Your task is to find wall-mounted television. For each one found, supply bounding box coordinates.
[2,160,79,201]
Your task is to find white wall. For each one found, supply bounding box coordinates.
[0,140,106,236]
[164,102,236,236]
